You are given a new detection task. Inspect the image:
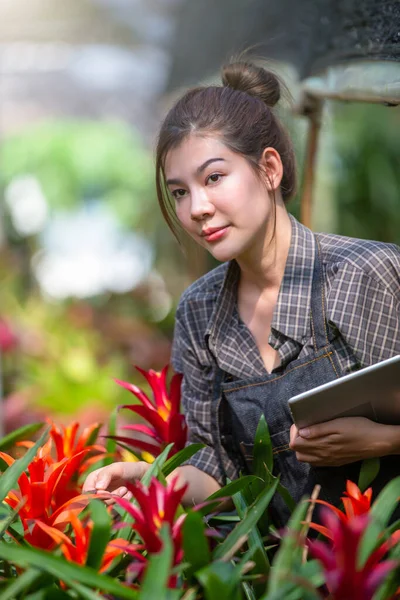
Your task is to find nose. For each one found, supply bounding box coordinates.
[190,189,215,222]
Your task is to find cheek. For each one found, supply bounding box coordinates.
[175,201,193,228]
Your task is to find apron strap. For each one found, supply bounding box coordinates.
[310,236,331,350]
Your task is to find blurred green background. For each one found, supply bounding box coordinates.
[0,1,398,434]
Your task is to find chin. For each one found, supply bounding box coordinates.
[209,246,239,263]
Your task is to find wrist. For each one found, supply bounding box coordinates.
[387,425,400,455]
[123,460,150,481]
[374,424,400,456]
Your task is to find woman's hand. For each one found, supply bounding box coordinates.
[289,417,399,467]
[82,461,150,501]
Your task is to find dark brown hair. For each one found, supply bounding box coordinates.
[155,61,297,239]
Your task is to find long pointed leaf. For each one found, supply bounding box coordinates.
[233,490,271,585]
[0,568,42,600]
[253,415,273,476]
[0,427,50,504]
[0,543,138,599]
[162,444,204,477]
[267,498,309,594]
[85,499,112,571]
[0,423,45,452]
[140,524,173,600]
[358,457,380,492]
[196,562,242,600]
[182,511,211,578]
[213,478,279,560]
[358,476,400,567]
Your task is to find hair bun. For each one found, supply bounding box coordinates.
[221,61,281,108]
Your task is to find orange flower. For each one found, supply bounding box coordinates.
[1,450,90,549]
[309,481,373,540]
[36,512,141,573]
[49,420,107,476]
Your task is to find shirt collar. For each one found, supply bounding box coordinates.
[205,214,316,373]
[270,214,315,345]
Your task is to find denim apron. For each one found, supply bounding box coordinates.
[211,236,398,526]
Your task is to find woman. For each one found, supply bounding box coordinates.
[83,62,400,525]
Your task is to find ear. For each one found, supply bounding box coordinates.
[259,147,283,191]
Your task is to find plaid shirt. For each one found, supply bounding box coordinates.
[171,214,400,485]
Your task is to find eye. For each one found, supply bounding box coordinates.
[171,188,187,200]
[206,173,222,185]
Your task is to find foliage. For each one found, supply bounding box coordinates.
[0,369,399,599]
[0,120,154,228]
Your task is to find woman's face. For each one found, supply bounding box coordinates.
[164,134,275,263]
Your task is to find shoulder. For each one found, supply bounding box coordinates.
[316,231,400,299]
[172,262,229,375]
[176,262,229,319]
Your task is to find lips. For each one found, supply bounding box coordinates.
[201,225,230,242]
[201,226,228,237]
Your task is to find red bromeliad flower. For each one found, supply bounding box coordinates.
[309,481,373,539]
[36,511,143,575]
[1,450,91,549]
[49,420,107,476]
[113,476,188,586]
[308,508,400,600]
[111,365,186,459]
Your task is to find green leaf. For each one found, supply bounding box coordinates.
[358,476,400,567]
[260,560,323,599]
[275,479,296,514]
[213,478,279,561]
[85,500,111,571]
[0,543,138,599]
[196,562,242,600]
[141,444,174,486]
[0,568,42,600]
[0,423,45,452]
[207,476,261,502]
[162,444,204,477]
[0,427,50,504]
[66,580,106,600]
[103,406,118,466]
[253,415,273,476]
[372,540,400,600]
[358,457,380,492]
[182,511,211,578]
[140,525,173,600]
[233,491,271,583]
[267,497,309,594]
[85,424,102,448]
[0,505,20,541]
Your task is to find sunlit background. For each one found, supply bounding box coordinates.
[0,0,399,434]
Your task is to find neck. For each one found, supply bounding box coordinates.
[236,202,292,292]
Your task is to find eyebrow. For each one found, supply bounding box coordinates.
[166,158,225,186]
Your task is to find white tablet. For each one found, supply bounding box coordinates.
[288,355,400,429]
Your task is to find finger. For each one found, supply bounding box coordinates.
[298,422,337,439]
[294,452,323,465]
[121,490,133,502]
[82,469,102,493]
[289,424,298,446]
[92,469,112,492]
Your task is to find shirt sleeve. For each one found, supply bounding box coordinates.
[171,300,239,486]
[328,256,400,367]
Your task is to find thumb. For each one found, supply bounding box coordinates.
[83,468,110,493]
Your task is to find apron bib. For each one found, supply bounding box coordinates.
[211,237,399,526]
